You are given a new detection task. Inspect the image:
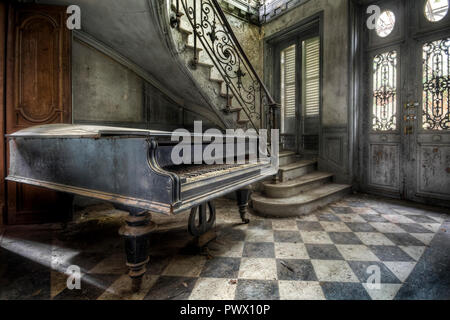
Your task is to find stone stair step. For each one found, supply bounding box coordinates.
[209,78,224,85]
[169,1,258,130]
[179,27,192,35]
[222,107,242,114]
[185,44,203,53]
[196,61,214,69]
[251,184,352,218]
[263,172,334,199]
[279,160,317,182]
[237,119,249,125]
[220,92,234,99]
[279,151,298,167]
[279,151,296,157]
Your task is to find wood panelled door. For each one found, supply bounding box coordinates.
[3,3,72,224]
[361,0,450,207]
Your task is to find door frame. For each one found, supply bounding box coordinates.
[263,12,323,154]
[0,2,6,225]
[358,0,450,206]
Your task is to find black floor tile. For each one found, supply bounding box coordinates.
[345,222,377,232]
[317,214,341,222]
[320,282,371,300]
[395,223,450,300]
[297,222,324,231]
[358,215,389,223]
[396,223,435,234]
[248,220,273,230]
[144,276,197,300]
[347,202,367,208]
[406,215,440,224]
[328,232,363,245]
[200,257,240,278]
[369,246,415,262]
[54,274,118,300]
[384,233,426,247]
[373,207,397,215]
[218,227,247,242]
[148,255,172,275]
[305,244,344,260]
[273,231,302,243]
[235,280,279,300]
[243,242,275,258]
[0,248,51,300]
[276,259,317,281]
[347,261,401,284]
[330,207,354,214]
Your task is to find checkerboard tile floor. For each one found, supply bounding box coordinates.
[0,194,449,300]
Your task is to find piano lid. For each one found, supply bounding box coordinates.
[6,124,260,139]
[6,124,172,139]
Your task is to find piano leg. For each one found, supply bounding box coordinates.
[236,188,251,224]
[119,210,156,292]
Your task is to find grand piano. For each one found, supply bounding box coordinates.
[7,124,277,290]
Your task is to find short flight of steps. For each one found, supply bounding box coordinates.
[251,151,352,218]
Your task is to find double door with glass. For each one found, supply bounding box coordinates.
[362,0,450,205]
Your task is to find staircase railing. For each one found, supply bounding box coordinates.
[171,0,279,134]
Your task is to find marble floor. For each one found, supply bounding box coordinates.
[0,193,449,300]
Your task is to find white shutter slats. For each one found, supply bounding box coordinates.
[303,37,320,117]
[282,45,297,120]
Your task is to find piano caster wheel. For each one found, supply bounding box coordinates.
[236,189,251,225]
[188,202,216,237]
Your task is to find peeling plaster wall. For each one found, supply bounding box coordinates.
[224,13,264,79]
[72,40,216,131]
[262,0,349,127]
[73,40,144,124]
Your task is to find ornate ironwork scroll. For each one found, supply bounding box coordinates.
[178,0,278,131]
[422,38,450,131]
[372,51,398,131]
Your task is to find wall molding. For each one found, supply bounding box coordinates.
[260,0,314,24]
[320,125,350,183]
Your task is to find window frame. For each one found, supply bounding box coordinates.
[368,44,402,134]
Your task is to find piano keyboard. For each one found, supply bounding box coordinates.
[165,162,264,183]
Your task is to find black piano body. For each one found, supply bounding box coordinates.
[7,124,276,290]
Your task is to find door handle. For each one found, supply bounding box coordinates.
[403,101,418,135]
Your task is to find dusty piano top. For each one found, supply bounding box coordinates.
[6,124,173,139]
[7,124,260,140]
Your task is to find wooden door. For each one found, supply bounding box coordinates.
[361,0,450,206]
[4,3,72,224]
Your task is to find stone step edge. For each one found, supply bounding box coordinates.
[263,172,334,190]
[252,184,352,206]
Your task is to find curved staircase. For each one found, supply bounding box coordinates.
[251,151,352,218]
[168,0,272,130]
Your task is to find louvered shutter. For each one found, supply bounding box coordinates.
[303,37,320,117]
[281,45,297,124]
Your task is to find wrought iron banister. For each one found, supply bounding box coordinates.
[172,0,279,134]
